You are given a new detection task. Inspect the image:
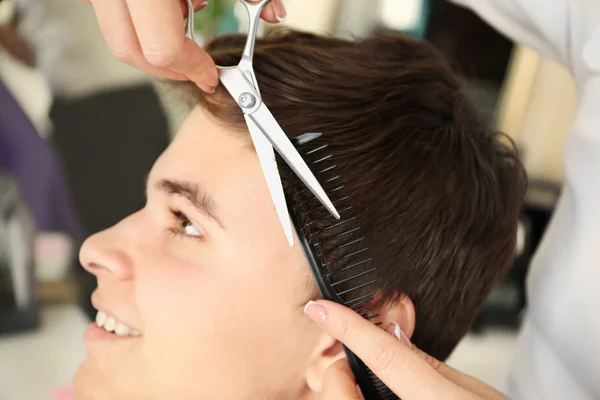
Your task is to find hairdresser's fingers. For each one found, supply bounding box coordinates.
[90,0,190,82]
[320,358,364,400]
[125,0,218,91]
[86,0,281,21]
[85,0,206,17]
[412,346,508,399]
[304,300,476,400]
[178,0,209,18]
[259,0,287,23]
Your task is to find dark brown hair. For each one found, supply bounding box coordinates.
[174,30,527,360]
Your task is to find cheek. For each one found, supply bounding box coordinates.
[133,257,230,390]
[136,258,221,338]
[133,253,291,362]
[214,247,318,360]
[130,240,317,393]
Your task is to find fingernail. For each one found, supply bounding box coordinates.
[274,0,287,23]
[304,300,327,326]
[198,83,216,93]
[197,0,208,10]
[385,322,412,347]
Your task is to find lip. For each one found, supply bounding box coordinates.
[84,323,140,342]
[90,294,140,332]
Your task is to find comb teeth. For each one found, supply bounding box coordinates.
[303,143,380,306]
[369,367,398,398]
[313,154,333,164]
[323,247,369,267]
[330,267,376,287]
[316,227,361,246]
[318,164,337,174]
[291,135,397,400]
[354,305,377,314]
[313,217,356,235]
[322,236,365,254]
[346,293,376,308]
[338,257,372,272]
[305,144,328,155]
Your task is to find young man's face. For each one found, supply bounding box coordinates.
[72,106,330,399]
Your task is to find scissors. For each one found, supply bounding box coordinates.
[185,0,340,246]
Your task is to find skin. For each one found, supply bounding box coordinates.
[310,300,509,400]
[86,0,287,93]
[74,106,342,399]
[83,1,511,396]
[72,103,500,400]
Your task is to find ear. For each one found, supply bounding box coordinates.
[305,330,346,393]
[304,294,416,393]
[378,294,416,339]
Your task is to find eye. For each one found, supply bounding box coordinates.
[171,210,204,239]
[180,219,202,236]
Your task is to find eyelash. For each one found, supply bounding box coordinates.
[168,208,204,242]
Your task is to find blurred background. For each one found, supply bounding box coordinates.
[0,0,575,399]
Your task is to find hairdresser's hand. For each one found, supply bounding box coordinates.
[85,0,287,93]
[304,300,509,400]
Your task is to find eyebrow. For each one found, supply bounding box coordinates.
[154,178,224,228]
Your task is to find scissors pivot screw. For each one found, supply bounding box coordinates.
[239,93,257,109]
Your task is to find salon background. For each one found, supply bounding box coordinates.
[0,0,573,399]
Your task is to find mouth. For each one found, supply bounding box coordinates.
[94,310,141,337]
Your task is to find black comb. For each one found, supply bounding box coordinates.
[289,132,399,400]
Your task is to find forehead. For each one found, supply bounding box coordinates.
[148,105,314,301]
[149,106,290,243]
[151,106,259,202]
[155,106,250,182]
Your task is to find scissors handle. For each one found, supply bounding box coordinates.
[185,0,195,40]
[238,0,272,66]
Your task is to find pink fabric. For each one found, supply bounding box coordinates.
[51,387,74,400]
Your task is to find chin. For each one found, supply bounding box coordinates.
[72,361,100,400]
[72,359,121,400]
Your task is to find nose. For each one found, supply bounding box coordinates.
[79,214,140,280]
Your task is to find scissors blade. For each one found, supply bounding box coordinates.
[248,104,341,220]
[245,115,295,246]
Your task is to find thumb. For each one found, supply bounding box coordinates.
[321,358,364,400]
[304,300,470,400]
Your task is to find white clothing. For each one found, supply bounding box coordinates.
[450,0,600,398]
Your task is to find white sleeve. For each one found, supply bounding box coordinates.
[448,0,600,85]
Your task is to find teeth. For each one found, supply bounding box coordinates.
[114,322,130,336]
[104,316,116,332]
[96,311,107,327]
[94,311,140,337]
